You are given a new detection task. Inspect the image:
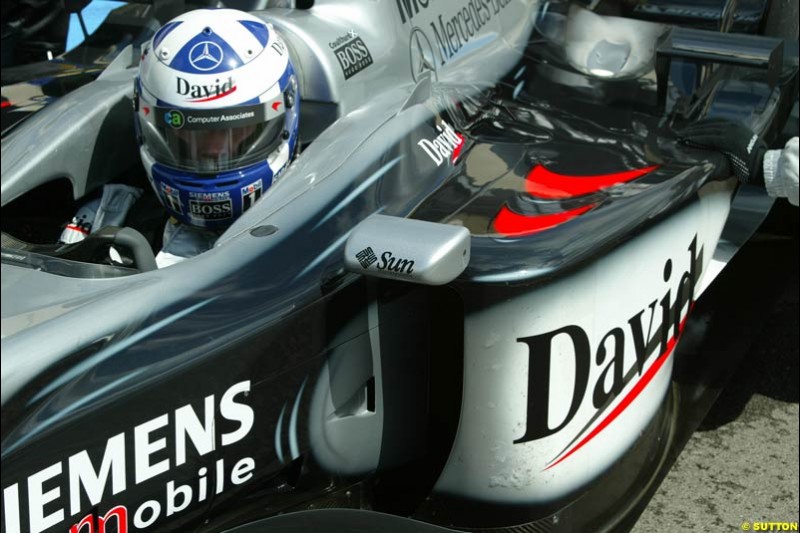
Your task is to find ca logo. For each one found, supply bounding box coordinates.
[164,109,185,129]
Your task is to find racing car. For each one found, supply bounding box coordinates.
[1,1,798,532]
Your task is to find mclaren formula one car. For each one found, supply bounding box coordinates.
[1,1,798,532]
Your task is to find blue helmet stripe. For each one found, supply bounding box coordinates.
[153,21,182,50]
[156,97,178,107]
[278,62,294,92]
[238,20,269,47]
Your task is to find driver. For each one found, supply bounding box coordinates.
[60,8,300,268]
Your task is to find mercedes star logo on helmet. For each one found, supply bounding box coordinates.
[189,41,224,71]
[409,27,437,82]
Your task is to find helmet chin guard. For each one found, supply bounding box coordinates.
[135,8,299,228]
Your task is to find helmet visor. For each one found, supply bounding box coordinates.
[140,102,285,174]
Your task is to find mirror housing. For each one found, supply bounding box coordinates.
[344,215,470,285]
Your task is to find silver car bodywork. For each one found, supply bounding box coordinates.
[1,1,795,532]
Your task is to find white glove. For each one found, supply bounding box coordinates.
[763,136,799,206]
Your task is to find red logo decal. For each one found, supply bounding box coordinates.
[188,85,237,103]
[451,133,465,163]
[492,164,659,236]
[271,101,281,111]
[525,164,660,199]
[545,309,690,470]
[494,204,594,236]
[70,505,128,533]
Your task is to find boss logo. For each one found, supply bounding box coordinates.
[333,36,373,80]
[189,199,232,220]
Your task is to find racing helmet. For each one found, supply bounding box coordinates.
[135,9,299,229]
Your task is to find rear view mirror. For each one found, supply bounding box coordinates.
[344,215,470,285]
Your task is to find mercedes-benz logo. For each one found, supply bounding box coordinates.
[409,27,437,82]
[189,41,224,71]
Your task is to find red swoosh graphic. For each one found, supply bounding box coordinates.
[493,204,594,236]
[544,310,691,471]
[188,85,237,103]
[0,100,11,109]
[451,133,465,163]
[526,164,660,199]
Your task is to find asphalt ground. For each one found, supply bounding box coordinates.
[631,202,799,532]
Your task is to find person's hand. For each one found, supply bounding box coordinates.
[678,118,767,185]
